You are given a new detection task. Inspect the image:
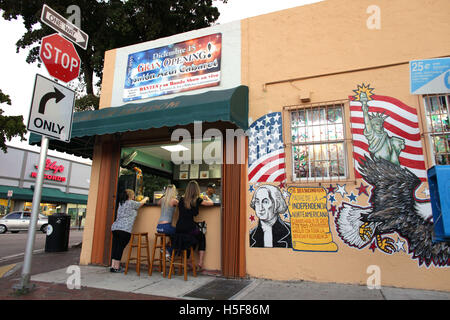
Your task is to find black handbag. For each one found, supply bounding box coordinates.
[196,221,207,234]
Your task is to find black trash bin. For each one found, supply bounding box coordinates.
[45,213,71,252]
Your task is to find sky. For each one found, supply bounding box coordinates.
[0,0,323,164]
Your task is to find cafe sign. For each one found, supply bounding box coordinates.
[30,159,66,183]
[123,33,222,102]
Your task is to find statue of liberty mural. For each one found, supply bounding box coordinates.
[354,84,405,165]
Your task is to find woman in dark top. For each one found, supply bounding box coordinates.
[176,180,213,270]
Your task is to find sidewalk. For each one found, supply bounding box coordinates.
[1,246,449,301]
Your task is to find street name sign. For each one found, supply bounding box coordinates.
[410,57,450,95]
[27,74,75,142]
[40,33,81,83]
[40,4,89,50]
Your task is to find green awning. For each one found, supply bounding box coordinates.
[0,185,88,205]
[29,85,249,158]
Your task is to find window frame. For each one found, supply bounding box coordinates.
[284,99,351,184]
[422,94,450,166]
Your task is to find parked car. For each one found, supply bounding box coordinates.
[0,211,48,234]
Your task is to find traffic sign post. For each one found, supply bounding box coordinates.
[27,74,75,142]
[15,4,87,293]
[14,136,49,293]
[40,33,81,83]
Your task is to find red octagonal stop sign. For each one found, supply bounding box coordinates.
[40,33,81,83]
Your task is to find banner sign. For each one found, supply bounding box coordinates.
[288,186,338,252]
[410,57,450,94]
[123,33,222,102]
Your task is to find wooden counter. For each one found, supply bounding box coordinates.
[121,203,222,272]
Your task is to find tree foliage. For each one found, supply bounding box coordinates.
[0,89,27,153]
[0,0,220,110]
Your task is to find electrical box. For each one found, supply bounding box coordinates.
[427,165,450,242]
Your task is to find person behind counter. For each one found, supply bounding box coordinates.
[110,189,149,273]
[157,184,178,235]
[176,180,214,271]
[200,183,219,203]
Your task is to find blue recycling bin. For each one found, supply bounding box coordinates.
[427,165,450,242]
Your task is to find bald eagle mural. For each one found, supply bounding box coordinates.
[335,85,449,267]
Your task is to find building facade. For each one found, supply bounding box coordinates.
[34,0,450,291]
[0,146,91,226]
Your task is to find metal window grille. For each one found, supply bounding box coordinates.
[288,102,347,182]
[423,94,450,165]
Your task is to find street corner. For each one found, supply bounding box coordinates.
[0,263,21,278]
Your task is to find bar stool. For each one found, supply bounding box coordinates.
[124,232,150,276]
[149,233,172,277]
[168,247,197,281]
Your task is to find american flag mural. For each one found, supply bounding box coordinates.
[350,91,427,181]
[248,112,287,183]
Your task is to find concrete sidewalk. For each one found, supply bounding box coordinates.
[26,265,450,300]
[1,245,449,300]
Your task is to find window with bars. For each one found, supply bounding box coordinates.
[423,94,449,165]
[290,103,347,181]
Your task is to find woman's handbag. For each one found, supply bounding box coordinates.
[196,221,207,235]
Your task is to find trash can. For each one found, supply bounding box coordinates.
[45,213,71,252]
[427,165,450,243]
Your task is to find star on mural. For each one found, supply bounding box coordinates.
[249,215,256,222]
[347,192,357,203]
[279,181,286,189]
[329,194,336,204]
[335,184,348,197]
[327,184,336,194]
[249,184,254,192]
[394,237,406,252]
[369,241,377,252]
[283,212,289,220]
[422,187,430,197]
[356,182,369,197]
[330,205,337,216]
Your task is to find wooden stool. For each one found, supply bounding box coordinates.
[125,233,150,276]
[168,247,197,281]
[149,233,172,277]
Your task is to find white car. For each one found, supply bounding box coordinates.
[0,211,48,234]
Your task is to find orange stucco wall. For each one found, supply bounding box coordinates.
[241,0,450,290]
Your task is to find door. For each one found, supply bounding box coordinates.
[20,212,32,230]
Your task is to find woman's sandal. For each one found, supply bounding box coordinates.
[196,265,204,272]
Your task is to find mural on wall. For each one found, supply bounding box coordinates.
[249,185,292,248]
[248,112,286,183]
[288,186,338,252]
[335,84,449,267]
[248,111,291,248]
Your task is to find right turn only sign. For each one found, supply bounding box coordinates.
[27,74,75,142]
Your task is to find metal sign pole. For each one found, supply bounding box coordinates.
[15,136,49,292]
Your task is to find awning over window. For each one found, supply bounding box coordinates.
[29,86,249,158]
[0,185,88,205]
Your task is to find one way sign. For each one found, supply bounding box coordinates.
[27,74,75,142]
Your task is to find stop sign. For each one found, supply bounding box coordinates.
[40,33,81,83]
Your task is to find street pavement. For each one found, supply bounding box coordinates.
[0,229,83,260]
[0,243,449,303]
